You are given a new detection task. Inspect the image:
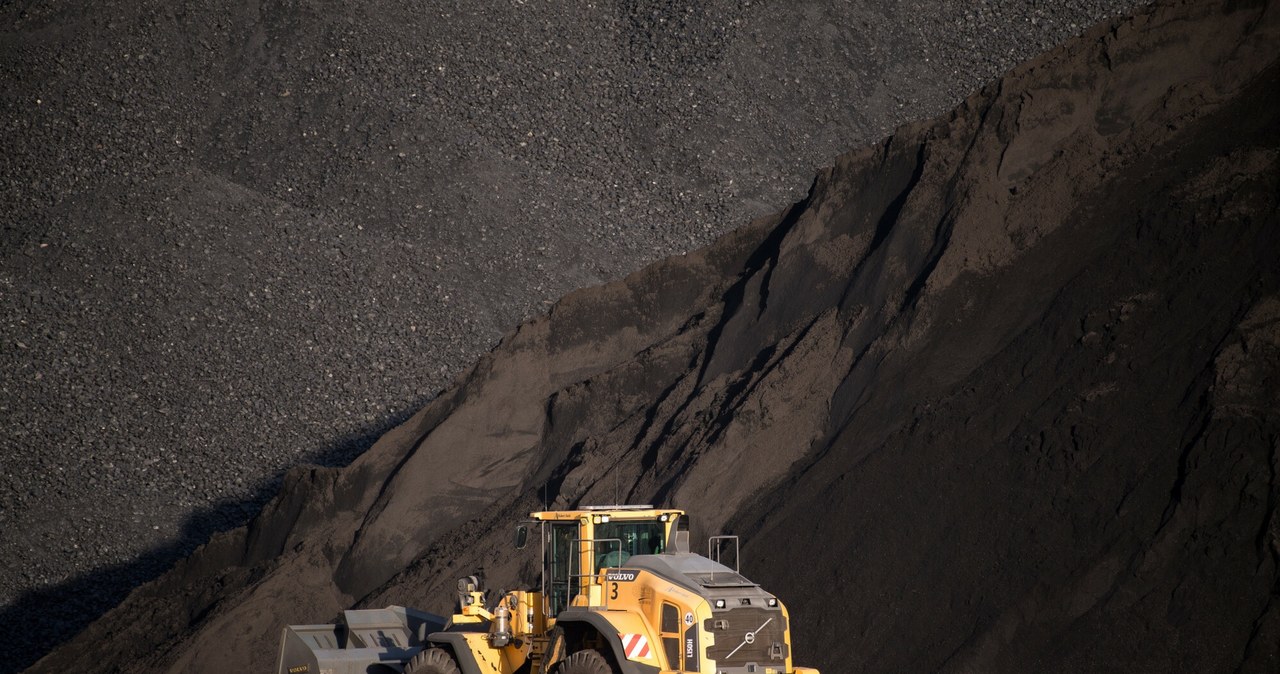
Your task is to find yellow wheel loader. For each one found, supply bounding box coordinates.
[277,506,819,674]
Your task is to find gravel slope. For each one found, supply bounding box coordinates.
[1,0,1142,666]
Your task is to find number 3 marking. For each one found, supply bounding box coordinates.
[610,582,619,600]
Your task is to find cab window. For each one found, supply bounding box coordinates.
[593,520,665,571]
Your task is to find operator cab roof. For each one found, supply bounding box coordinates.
[529,506,684,521]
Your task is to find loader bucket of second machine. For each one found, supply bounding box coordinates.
[276,605,447,674]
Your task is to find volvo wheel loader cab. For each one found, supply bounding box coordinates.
[276,505,819,674]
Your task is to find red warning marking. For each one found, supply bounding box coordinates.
[621,633,651,660]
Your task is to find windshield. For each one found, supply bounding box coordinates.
[593,520,665,570]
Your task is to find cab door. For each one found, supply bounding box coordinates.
[546,522,579,615]
[660,601,699,671]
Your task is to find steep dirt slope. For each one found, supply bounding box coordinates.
[28,0,1279,672]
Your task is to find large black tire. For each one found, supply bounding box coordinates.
[550,649,617,674]
[405,647,462,674]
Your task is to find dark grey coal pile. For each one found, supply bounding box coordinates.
[0,0,1142,665]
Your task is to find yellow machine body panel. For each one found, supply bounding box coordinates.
[580,608,664,670]
[457,631,527,672]
[592,567,715,672]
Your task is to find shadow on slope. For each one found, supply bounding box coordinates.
[0,404,426,674]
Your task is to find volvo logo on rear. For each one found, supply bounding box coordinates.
[605,570,638,582]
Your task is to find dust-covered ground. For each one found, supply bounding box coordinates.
[1,0,1144,668]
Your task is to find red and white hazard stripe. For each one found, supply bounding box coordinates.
[620,633,651,660]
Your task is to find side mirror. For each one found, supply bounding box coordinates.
[514,524,529,550]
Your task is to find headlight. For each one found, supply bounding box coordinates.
[767,598,778,607]
[714,599,726,609]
